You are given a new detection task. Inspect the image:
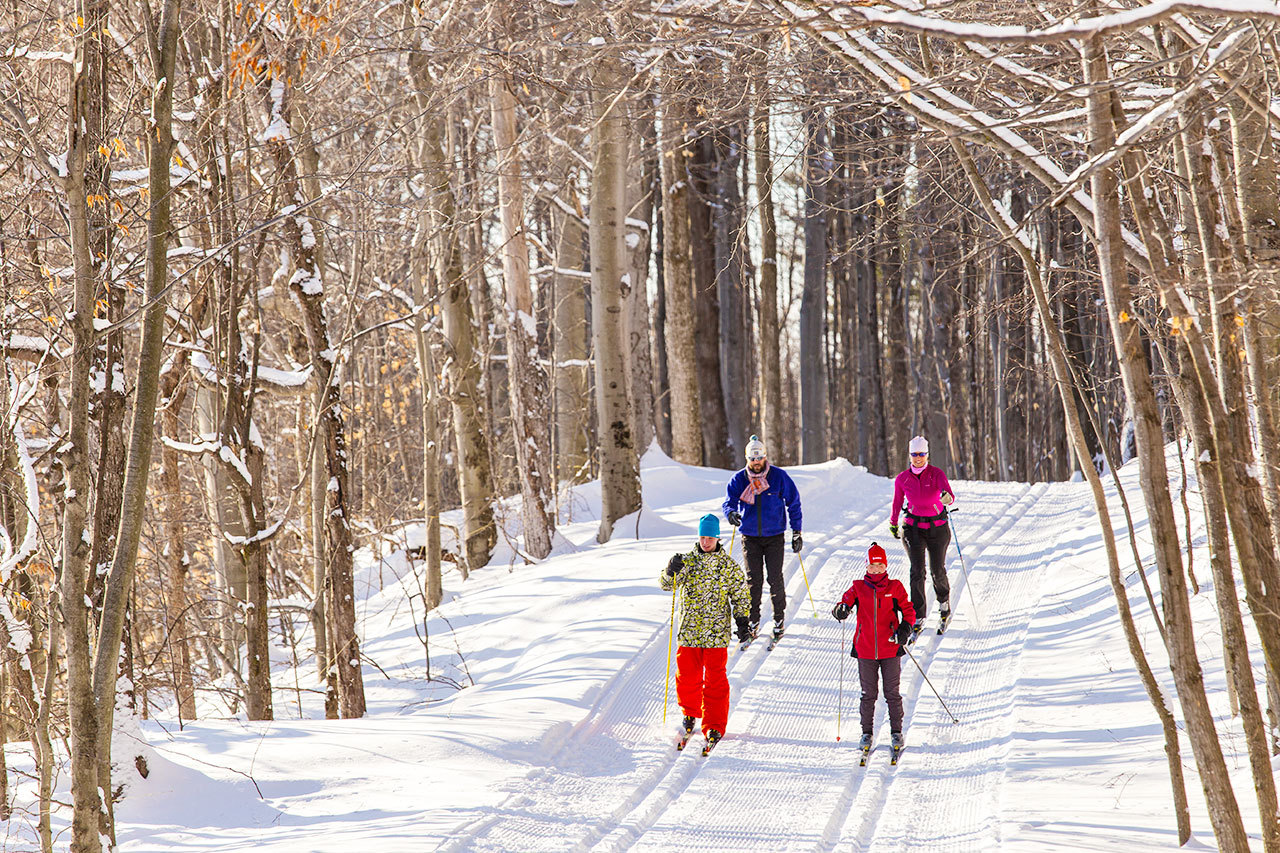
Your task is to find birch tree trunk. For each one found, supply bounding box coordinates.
[552,185,590,485]
[625,123,657,454]
[659,72,703,465]
[591,56,641,542]
[488,72,555,560]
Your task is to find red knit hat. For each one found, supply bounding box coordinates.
[868,542,888,567]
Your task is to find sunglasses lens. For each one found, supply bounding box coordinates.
[910,452,926,457]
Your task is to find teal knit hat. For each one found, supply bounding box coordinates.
[698,513,721,538]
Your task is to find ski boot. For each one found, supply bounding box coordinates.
[702,729,723,756]
[937,602,952,635]
[677,715,697,751]
[858,732,873,766]
[909,621,926,645]
[767,620,784,651]
[890,730,905,764]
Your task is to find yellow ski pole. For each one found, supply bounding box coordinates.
[797,552,818,618]
[663,585,676,727]
[728,526,737,561]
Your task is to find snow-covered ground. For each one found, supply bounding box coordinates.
[4,444,1270,851]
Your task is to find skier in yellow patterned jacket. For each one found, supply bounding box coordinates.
[660,513,751,751]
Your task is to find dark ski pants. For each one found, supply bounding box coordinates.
[676,646,729,735]
[858,656,904,734]
[742,533,786,626]
[902,522,951,620]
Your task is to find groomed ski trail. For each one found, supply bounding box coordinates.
[618,484,1039,852]
[433,500,887,852]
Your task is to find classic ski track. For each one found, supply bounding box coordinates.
[835,481,1061,853]
[433,504,882,852]
[619,483,1041,852]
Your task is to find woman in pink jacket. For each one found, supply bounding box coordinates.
[888,435,954,637]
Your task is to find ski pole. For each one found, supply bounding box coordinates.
[728,525,737,561]
[663,586,676,727]
[902,642,960,723]
[946,509,984,623]
[796,552,818,618]
[836,619,846,741]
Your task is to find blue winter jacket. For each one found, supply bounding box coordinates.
[722,466,803,538]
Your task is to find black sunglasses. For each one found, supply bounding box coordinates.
[909,451,927,457]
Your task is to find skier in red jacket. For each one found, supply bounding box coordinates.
[889,434,955,637]
[832,542,916,751]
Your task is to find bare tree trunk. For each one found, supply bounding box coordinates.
[715,120,749,458]
[410,213,444,610]
[800,107,829,463]
[266,73,366,720]
[416,104,496,577]
[689,134,732,468]
[659,71,703,465]
[753,94,783,454]
[951,138,1193,844]
[591,55,642,542]
[1083,33,1250,852]
[489,72,555,559]
[60,0,111,841]
[625,121,657,455]
[160,374,197,722]
[552,187,590,485]
[91,7,181,835]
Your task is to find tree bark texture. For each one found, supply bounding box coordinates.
[488,73,555,560]
[590,57,641,542]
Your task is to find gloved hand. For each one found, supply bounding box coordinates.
[735,617,752,644]
[832,602,850,621]
[889,523,900,540]
[940,491,954,506]
[792,532,803,553]
[896,623,913,645]
[666,554,684,577]
[727,510,742,528]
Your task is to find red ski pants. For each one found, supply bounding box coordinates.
[676,646,730,734]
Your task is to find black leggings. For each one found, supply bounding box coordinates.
[742,533,786,625]
[902,522,951,620]
[858,656,903,734]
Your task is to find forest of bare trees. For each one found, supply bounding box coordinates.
[2,0,1279,849]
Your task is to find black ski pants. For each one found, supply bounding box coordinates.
[902,522,951,621]
[858,656,904,734]
[741,533,786,626]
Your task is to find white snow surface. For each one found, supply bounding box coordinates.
[3,444,1267,851]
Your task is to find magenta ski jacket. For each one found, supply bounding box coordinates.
[890,465,953,529]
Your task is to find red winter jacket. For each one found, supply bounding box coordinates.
[839,573,916,660]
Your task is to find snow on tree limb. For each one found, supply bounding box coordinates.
[777,1,1153,269]
[781,0,1280,44]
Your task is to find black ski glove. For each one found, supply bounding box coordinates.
[889,523,900,540]
[792,532,803,553]
[666,554,684,577]
[832,602,850,621]
[727,510,742,528]
[895,623,913,645]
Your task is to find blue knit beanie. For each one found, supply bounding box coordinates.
[698,512,720,538]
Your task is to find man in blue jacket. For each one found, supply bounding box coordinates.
[722,435,803,644]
